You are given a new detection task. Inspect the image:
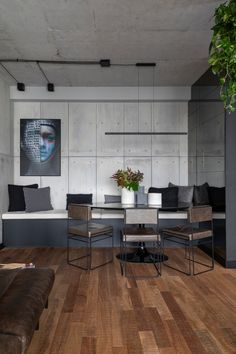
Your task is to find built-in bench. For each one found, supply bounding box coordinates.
[1,209,225,247]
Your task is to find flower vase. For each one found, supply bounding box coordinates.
[121,188,135,204]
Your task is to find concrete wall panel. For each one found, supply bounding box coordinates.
[152,135,180,156]
[97,157,123,202]
[69,157,96,199]
[14,102,40,156]
[153,102,187,132]
[152,157,179,187]
[97,103,124,156]
[180,157,188,185]
[197,116,224,157]
[69,102,96,156]
[197,172,225,187]
[198,102,224,125]
[197,156,224,173]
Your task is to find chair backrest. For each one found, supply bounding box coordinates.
[104,194,121,203]
[125,208,158,225]
[68,204,91,221]
[188,206,212,223]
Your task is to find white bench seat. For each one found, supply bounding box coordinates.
[1,210,225,220]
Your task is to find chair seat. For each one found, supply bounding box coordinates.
[122,227,161,242]
[163,225,212,240]
[69,223,113,238]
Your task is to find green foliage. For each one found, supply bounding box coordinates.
[209,0,236,112]
[111,167,144,191]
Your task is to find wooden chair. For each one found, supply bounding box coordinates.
[67,203,113,270]
[120,208,162,278]
[162,205,214,275]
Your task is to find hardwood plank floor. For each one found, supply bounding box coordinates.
[1,247,236,354]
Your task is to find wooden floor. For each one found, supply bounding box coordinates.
[1,247,236,354]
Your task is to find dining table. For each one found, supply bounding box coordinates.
[88,202,190,263]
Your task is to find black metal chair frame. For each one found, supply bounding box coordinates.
[162,207,214,276]
[120,208,162,279]
[67,204,113,270]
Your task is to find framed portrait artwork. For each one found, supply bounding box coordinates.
[20,119,61,176]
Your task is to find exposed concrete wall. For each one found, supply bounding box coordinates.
[0,75,13,243]
[12,100,188,208]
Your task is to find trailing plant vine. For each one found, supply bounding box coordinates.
[209,0,236,112]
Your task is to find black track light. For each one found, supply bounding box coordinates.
[100,59,111,67]
[17,82,25,91]
[47,83,54,92]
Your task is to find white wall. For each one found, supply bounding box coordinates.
[12,86,190,209]
[0,76,12,243]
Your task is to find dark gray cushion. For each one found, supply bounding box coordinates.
[193,182,209,206]
[104,195,121,203]
[169,182,194,207]
[23,187,53,212]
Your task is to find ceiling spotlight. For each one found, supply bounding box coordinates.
[100,59,111,67]
[47,83,54,92]
[17,82,25,91]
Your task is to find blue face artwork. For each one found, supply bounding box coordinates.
[40,124,56,162]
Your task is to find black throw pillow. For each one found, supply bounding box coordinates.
[66,193,93,210]
[193,182,209,206]
[208,186,225,212]
[8,184,39,211]
[148,187,178,207]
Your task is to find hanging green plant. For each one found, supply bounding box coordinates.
[209,0,236,112]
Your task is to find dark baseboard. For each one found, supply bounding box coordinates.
[199,245,236,269]
[199,245,226,268]
[224,260,236,268]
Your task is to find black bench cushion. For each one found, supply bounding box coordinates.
[148,187,178,207]
[208,186,225,212]
[8,184,39,212]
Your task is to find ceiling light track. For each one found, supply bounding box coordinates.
[0,59,158,93]
[0,58,112,91]
[0,58,111,67]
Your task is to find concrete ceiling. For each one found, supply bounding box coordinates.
[0,0,223,86]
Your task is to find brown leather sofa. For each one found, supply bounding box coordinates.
[0,267,55,354]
